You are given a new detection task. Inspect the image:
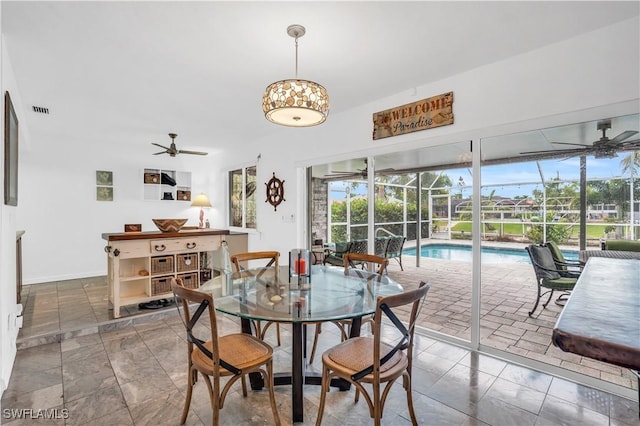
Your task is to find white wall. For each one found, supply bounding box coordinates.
[0,30,27,394]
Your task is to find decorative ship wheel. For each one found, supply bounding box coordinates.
[265,172,285,211]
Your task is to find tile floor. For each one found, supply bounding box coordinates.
[14,248,638,393]
[2,308,639,425]
[3,260,639,425]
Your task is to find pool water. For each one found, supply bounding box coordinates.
[402,243,578,264]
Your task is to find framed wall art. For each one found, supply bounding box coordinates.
[4,91,18,206]
[96,170,113,186]
[97,186,113,201]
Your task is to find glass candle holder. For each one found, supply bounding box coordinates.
[289,249,311,286]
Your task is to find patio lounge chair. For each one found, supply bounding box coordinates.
[383,236,406,271]
[374,237,389,257]
[525,244,578,317]
[543,241,584,279]
[323,241,352,267]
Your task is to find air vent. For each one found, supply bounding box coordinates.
[32,106,49,114]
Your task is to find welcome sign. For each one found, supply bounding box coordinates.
[372,91,454,140]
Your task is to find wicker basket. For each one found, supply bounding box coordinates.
[177,253,198,272]
[178,273,199,289]
[144,172,160,184]
[151,276,172,295]
[177,190,191,201]
[151,256,174,275]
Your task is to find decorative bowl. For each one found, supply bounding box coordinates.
[152,218,188,233]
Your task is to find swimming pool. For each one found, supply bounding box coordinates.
[402,243,578,264]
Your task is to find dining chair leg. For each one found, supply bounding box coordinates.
[200,373,220,426]
[265,361,282,426]
[180,367,196,425]
[403,372,418,425]
[241,374,248,396]
[315,365,330,426]
[373,382,382,426]
[310,323,321,364]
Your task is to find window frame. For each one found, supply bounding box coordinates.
[228,164,257,231]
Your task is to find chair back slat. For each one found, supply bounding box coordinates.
[344,253,388,275]
[230,251,280,272]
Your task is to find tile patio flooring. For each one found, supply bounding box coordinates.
[3,256,639,425]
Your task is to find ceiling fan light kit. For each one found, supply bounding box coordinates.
[262,24,329,127]
[151,133,208,157]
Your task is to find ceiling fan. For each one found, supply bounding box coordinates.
[323,159,396,180]
[151,133,208,157]
[324,159,369,179]
[521,119,639,159]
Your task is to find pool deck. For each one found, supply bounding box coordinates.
[385,242,638,394]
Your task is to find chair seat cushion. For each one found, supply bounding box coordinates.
[192,334,273,375]
[541,276,577,290]
[322,336,407,382]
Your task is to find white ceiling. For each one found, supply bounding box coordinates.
[2,1,639,170]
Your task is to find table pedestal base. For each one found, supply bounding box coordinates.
[242,317,361,423]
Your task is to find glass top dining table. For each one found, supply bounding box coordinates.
[204,264,404,423]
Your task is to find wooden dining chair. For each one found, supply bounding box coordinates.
[171,278,281,426]
[315,281,430,426]
[309,253,389,364]
[230,251,282,345]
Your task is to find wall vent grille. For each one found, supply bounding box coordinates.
[32,106,49,114]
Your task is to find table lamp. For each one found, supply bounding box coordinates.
[191,193,212,228]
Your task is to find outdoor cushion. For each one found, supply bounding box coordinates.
[604,240,640,252]
[529,245,561,280]
[542,276,576,289]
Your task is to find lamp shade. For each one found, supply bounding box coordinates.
[262,79,329,127]
[191,193,212,208]
[263,25,329,127]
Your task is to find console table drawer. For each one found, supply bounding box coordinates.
[112,241,149,258]
[150,236,220,254]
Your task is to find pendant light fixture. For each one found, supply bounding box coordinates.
[262,24,329,127]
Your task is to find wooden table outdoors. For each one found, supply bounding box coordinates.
[552,257,640,411]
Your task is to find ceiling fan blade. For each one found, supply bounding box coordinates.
[520,148,572,155]
[620,139,640,147]
[151,142,170,150]
[326,171,355,175]
[610,130,639,143]
[153,151,167,155]
[178,150,208,156]
[551,142,591,147]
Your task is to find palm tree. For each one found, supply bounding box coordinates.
[620,151,640,177]
[620,151,640,236]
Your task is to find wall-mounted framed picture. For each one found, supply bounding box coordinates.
[4,91,18,206]
[96,170,113,186]
[97,186,113,201]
